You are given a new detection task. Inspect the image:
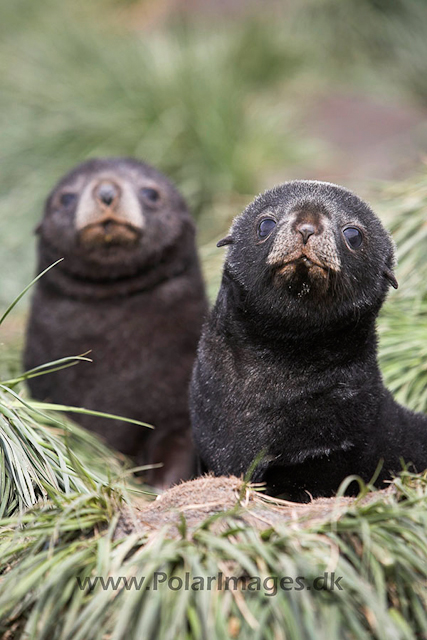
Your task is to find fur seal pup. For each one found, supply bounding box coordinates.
[25,157,208,489]
[190,180,427,500]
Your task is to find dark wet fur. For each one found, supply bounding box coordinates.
[190,180,427,501]
[25,157,208,489]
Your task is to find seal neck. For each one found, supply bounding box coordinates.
[35,232,200,301]
[213,268,380,369]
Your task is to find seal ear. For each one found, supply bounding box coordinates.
[217,235,234,248]
[35,222,43,235]
[384,267,398,289]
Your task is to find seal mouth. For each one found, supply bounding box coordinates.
[79,219,142,249]
[281,255,327,270]
[274,255,329,277]
[270,254,334,298]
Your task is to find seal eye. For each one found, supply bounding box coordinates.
[343,226,363,249]
[257,218,276,239]
[140,187,160,204]
[60,193,77,208]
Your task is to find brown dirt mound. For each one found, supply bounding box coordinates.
[114,475,391,539]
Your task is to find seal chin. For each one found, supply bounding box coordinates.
[79,220,142,250]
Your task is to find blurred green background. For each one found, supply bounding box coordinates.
[0,0,426,407]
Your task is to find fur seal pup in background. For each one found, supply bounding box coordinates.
[190,180,427,500]
[25,157,208,489]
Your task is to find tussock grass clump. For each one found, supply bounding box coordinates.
[379,168,427,298]
[0,383,125,518]
[1,473,427,639]
[379,297,427,414]
[378,166,427,414]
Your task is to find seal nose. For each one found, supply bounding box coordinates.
[96,182,119,206]
[297,223,316,245]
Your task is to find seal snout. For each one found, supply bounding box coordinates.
[266,205,341,289]
[76,176,145,249]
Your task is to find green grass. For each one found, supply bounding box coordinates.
[0,384,122,518]
[378,169,427,298]
[378,167,427,414]
[379,297,427,414]
[1,469,427,639]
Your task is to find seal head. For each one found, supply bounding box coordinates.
[219,180,397,332]
[37,157,194,295]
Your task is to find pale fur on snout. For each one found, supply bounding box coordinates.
[75,174,146,231]
[266,209,341,273]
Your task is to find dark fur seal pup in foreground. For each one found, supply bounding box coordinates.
[190,180,427,500]
[25,158,207,488]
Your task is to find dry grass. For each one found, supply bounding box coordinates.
[115,475,393,539]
